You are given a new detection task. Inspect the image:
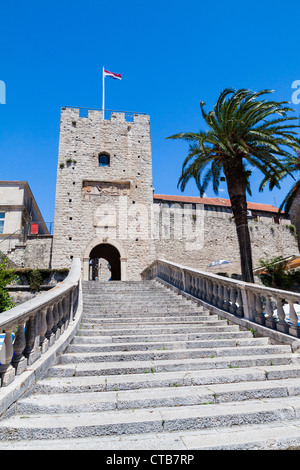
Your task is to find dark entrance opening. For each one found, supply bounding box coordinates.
[89,243,121,281]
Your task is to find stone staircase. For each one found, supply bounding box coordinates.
[1,280,300,449]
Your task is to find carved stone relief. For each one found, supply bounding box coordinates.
[83,180,130,199]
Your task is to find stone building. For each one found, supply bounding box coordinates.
[0,181,52,268]
[51,107,299,280]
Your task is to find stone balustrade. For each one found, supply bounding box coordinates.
[0,258,81,387]
[141,259,300,339]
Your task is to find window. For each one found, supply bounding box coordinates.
[99,154,110,167]
[0,212,5,234]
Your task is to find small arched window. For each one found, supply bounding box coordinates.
[99,154,110,167]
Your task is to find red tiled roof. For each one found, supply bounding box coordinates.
[153,194,280,214]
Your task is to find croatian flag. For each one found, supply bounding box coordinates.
[104,69,122,80]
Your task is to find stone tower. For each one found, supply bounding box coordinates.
[52,107,154,280]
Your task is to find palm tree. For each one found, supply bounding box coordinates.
[260,151,300,215]
[167,88,300,283]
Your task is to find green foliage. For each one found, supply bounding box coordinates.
[28,269,43,292]
[166,88,300,282]
[0,252,18,312]
[260,152,300,215]
[258,255,300,290]
[167,88,300,197]
[14,268,69,292]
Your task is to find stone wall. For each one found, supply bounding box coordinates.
[153,207,299,275]
[7,235,53,269]
[290,191,300,250]
[4,202,298,279]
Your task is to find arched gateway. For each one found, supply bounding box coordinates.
[89,244,121,281]
[83,239,127,281]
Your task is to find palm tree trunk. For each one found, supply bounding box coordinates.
[223,161,254,283]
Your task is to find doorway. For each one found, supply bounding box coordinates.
[89,243,121,281]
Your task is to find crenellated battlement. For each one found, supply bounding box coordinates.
[60,106,149,124]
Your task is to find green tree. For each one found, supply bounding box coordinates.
[167,88,300,283]
[260,151,300,215]
[0,252,17,312]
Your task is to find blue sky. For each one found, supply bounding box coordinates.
[0,0,299,222]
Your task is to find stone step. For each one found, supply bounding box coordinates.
[2,395,300,442]
[2,278,300,450]
[73,329,253,344]
[49,353,295,377]
[2,420,300,450]
[80,316,217,325]
[83,303,201,310]
[36,364,300,393]
[67,336,269,353]
[60,344,291,365]
[82,292,180,298]
[83,310,207,319]
[16,377,300,415]
[76,323,251,336]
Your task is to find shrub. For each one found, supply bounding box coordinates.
[0,252,18,312]
[28,269,43,292]
[258,255,299,290]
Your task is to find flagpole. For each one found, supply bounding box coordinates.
[102,66,105,120]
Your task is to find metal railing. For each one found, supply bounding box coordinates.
[28,222,54,236]
[0,229,23,247]
[0,258,82,388]
[141,259,300,339]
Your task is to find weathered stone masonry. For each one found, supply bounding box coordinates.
[51,107,299,280]
[52,108,154,279]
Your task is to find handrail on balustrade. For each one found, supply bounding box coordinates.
[0,258,82,387]
[141,259,300,340]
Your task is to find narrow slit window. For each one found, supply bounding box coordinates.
[99,154,110,167]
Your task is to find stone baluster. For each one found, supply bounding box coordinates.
[223,284,230,312]
[276,298,289,334]
[206,280,211,303]
[12,322,27,375]
[202,279,207,301]
[62,294,70,329]
[52,302,60,340]
[209,280,214,304]
[288,300,300,338]
[39,307,49,354]
[191,275,196,296]
[57,300,64,334]
[229,287,237,315]
[206,279,210,301]
[45,305,55,346]
[24,313,41,365]
[184,272,190,295]
[211,282,217,306]
[217,283,223,309]
[0,327,16,386]
[195,276,201,299]
[254,293,265,325]
[264,295,276,329]
[236,289,243,317]
[198,277,203,300]
[69,289,75,322]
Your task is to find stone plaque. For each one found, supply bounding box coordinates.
[83,180,130,198]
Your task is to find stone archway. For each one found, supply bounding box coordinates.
[89,244,121,281]
[83,238,127,281]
